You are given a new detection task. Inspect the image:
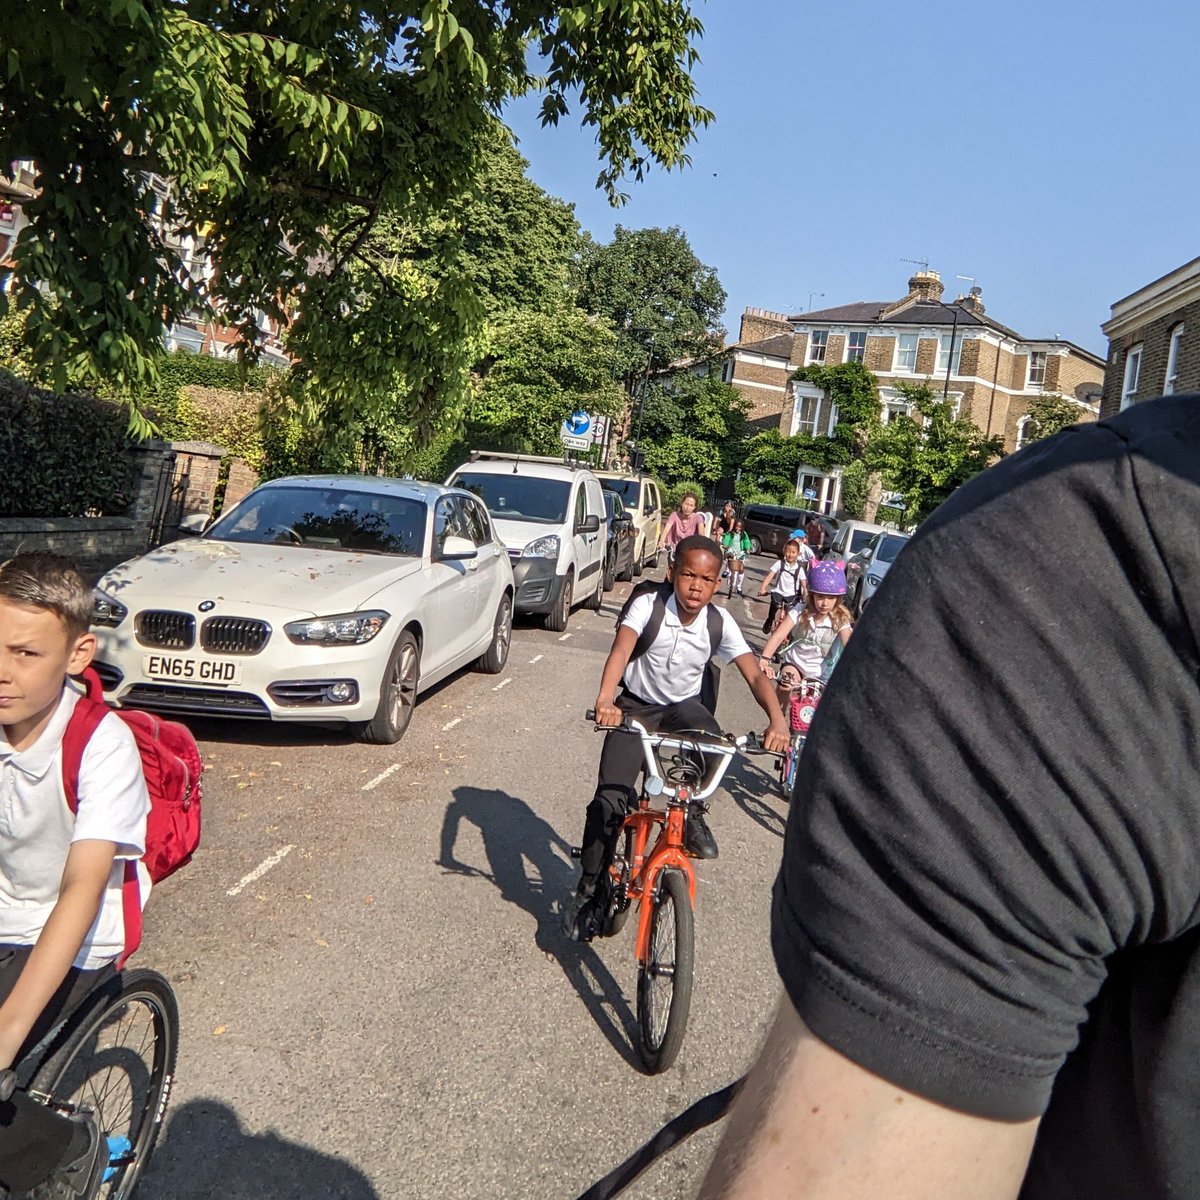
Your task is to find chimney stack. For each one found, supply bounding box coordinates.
[907,270,944,302]
[955,285,985,315]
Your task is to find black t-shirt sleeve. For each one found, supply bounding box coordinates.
[772,401,1200,1121]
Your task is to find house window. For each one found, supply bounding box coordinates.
[792,392,836,437]
[1015,415,1035,449]
[1028,350,1046,387]
[894,334,918,372]
[1165,324,1184,395]
[806,330,828,365]
[846,331,867,364]
[880,390,911,424]
[1120,344,1142,411]
[937,333,962,374]
[721,358,734,384]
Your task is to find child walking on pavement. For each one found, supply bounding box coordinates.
[0,554,150,1199]
[563,536,790,940]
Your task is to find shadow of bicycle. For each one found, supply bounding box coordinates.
[141,1098,379,1198]
[437,786,642,1070]
[715,754,788,840]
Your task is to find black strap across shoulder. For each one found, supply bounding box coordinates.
[574,1076,745,1200]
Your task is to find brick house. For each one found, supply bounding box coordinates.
[720,308,802,432]
[1099,256,1200,418]
[772,269,1104,513]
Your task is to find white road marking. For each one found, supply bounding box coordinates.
[361,763,402,792]
[226,845,295,897]
[492,678,512,691]
[442,716,463,731]
[529,654,544,664]
[558,633,572,641]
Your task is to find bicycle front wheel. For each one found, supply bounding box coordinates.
[29,968,179,1200]
[636,869,694,1074]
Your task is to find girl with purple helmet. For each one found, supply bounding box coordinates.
[757,559,854,700]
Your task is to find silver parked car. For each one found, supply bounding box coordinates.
[92,476,515,743]
[845,530,911,616]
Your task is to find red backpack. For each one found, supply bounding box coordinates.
[61,667,203,966]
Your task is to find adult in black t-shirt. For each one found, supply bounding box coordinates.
[698,397,1200,1200]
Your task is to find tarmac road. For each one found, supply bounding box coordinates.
[134,559,792,1200]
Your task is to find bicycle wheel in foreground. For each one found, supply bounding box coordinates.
[636,869,694,1074]
[29,968,179,1200]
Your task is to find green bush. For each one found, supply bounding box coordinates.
[0,376,135,517]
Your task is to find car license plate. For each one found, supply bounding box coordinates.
[142,654,242,687]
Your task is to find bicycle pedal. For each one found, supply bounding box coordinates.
[569,846,582,859]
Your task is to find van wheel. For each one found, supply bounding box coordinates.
[632,538,644,577]
[584,569,604,611]
[543,570,573,632]
[748,535,762,555]
[603,554,617,591]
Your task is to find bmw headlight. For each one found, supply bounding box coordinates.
[284,611,389,646]
[92,589,128,628]
[522,534,560,559]
[867,573,883,588]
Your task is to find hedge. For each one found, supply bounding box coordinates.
[0,375,135,517]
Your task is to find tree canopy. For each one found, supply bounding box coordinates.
[867,382,1004,523]
[572,225,727,388]
[2,0,712,436]
[1022,393,1090,444]
[637,371,748,486]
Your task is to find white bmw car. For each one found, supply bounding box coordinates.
[92,476,515,743]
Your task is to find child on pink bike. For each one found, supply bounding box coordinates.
[757,560,854,709]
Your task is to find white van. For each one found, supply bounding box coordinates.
[445,452,607,631]
[592,471,663,576]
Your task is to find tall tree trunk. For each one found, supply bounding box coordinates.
[862,470,884,522]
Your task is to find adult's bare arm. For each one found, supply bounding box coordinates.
[696,997,1038,1200]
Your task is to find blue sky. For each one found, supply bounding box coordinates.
[502,0,1197,355]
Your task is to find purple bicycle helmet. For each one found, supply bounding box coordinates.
[807,559,847,596]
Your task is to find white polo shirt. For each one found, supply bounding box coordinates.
[0,686,150,969]
[621,593,752,704]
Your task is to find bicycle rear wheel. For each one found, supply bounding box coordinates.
[29,969,178,1200]
[636,870,694,1074]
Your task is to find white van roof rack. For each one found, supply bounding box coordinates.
[467,449,589,469]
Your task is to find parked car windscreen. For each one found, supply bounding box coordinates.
[207,486,427,555]
[453,473,571,524]
[599,479,640,505]
[876,534,910,563]
[848,529,877,555]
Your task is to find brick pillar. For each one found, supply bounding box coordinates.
[126,440,177,546]
[222,459,259,512]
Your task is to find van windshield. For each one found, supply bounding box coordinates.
[600,479,641,505]
[849,529,876,554]
[453,472,571,524]
[876,534,909,563]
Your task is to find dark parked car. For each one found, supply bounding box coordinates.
[743,504,838,557]
[602,491,637,590]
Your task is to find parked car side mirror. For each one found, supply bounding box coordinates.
[578,514,601,534]
[179,513,209,536]
[440,535,478,561]
[614,512,633,526]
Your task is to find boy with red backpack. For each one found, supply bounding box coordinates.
[0,554,199,1199]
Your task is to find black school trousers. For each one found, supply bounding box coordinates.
[578,689,720,888]
[0,946,115,1191]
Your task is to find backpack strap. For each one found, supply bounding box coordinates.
[60,669,144,968]
[629,591,669,662]
[705,603,723,656]
[61,677,110,816]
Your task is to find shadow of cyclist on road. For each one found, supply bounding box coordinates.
[437,786,641,1069]
[717,754,787,840]
[141,1098,380,1199]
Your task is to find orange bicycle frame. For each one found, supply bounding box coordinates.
[611,792,697,964]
